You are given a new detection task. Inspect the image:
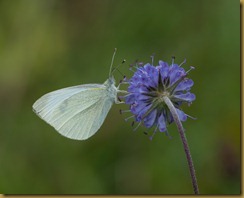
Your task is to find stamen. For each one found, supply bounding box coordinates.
[119,76,128,83]
[130,60,140,68]
[171,56,175,66]
[118,95,124,100]
[120,109,131,113]
[125,115,135,122]
[149,124,158,140]
[138,62,144,67]
[122,94,131,99]
[134,59,139,66]
[116,68,125,78]
[165,129,172,139]
[120,81,129,85]
[137,67,147,74]
[129,67,136,73]
[186,66,195,74]
[112,58,126,75]
[131,121,135,127]
[151,53,155,66]
[179,58,186,67]
[187,102,193,107]
[186,114,197,120]
[133,122,141,131]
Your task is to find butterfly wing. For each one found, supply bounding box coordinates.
[33,84,115,140]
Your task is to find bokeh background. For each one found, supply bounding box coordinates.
[0,0,240,194]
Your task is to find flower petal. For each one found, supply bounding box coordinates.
[137,94,151,101]
[130,102,147,114]
[173,92,196,102]
[176,108,187,121]
[159,60,169,68]
[144,109,157,128]
[174,79,194,92]
[143,64,158,87]
[168,65,185,86]
[159,61,169,79]
[125,96,133,104]
[137,104,152,120]
[158,113,167,132]
[165,109,174,124]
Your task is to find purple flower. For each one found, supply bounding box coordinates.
[124,58,196,138]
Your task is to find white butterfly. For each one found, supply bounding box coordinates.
[33,49,125,140]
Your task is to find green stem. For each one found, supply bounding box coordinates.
[163,96,199,194]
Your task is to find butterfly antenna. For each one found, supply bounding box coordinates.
[109,48,117,77]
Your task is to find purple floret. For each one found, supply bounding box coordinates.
[124,59,195,136]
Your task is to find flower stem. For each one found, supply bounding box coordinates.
[163,96,199,194]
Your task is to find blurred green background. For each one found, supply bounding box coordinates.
[0,0,240,194]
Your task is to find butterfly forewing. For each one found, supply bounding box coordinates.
[33,84,114,140]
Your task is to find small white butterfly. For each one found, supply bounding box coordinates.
[33,49,125,140]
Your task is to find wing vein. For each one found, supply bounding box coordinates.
[57,98,100,131]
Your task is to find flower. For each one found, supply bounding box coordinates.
[124,58,196,138]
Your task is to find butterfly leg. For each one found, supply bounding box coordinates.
[117,90,128,94]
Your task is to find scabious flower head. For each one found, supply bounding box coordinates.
[124,57,196,137]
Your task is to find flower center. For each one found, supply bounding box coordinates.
[153,90,170,105]
[160,91,170,97]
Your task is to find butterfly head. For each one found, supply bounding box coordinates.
[104,75,116,87]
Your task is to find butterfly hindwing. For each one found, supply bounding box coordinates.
[33,84,114,140]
